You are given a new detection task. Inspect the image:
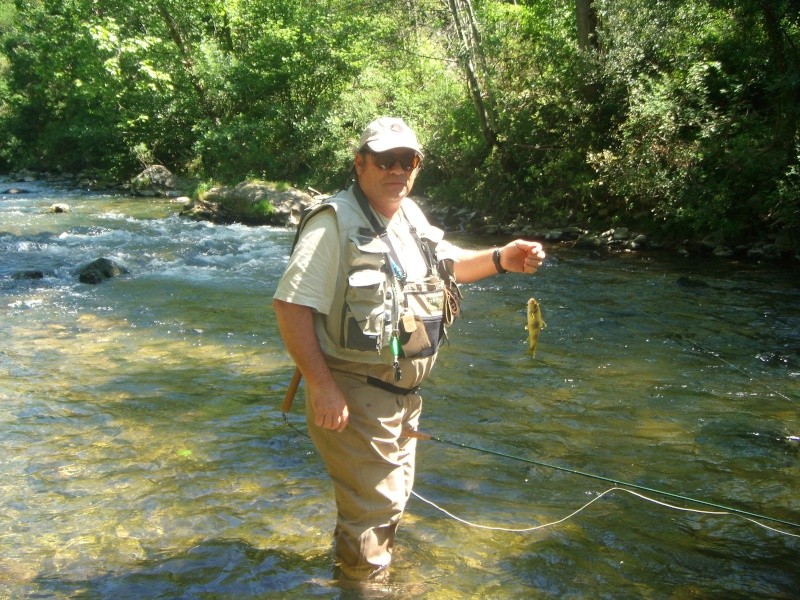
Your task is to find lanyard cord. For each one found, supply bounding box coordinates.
[351,182,438,279]
[352,182,407,280]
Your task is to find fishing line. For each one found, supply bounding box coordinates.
[409,430,800,537]
[281,414,800,538]
[275,270,797,544]
[614,281,795,403]
[411,487,800,538]
[651,319,792,403]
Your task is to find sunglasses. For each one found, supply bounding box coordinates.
[368,150,421,172]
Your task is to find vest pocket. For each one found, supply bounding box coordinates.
[399,315,434,357]
[343,268,387,352]
[402,286,446,358]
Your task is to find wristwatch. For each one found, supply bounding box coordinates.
[493,248,508,274]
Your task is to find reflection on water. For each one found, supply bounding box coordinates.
[1,184,798,598]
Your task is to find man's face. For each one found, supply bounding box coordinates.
[355,149,421,217]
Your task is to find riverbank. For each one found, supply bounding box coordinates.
[3,168,798,265]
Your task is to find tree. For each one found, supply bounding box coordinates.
[445,0,497,149]
[1,0,797,249]
[576,0,597,50]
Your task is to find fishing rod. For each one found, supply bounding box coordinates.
[402,427,800,532]
[280,369,798,532]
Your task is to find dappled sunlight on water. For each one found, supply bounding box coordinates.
[1,186,798,597]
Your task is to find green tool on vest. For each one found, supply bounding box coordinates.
[391,331,402,381]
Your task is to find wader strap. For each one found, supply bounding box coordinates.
[366,376,420,396]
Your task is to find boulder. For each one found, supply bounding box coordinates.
[9,169,38,182]
[77,258,129,284]
[180,181,320,226]
[562,226,586,240]
[611,227,629,240]
[773,228,798,254]
[574,233,605,249]
[713,246,734,258]
[747,244,782,261]
[12,270,46,280]
[130,165,185,197]
[700,230,727,251]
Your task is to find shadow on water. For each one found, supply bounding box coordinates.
[29,537,444,599]
[30,540,338,599]
[501,521,800,600]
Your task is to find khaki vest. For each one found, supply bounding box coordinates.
[300,186,450,367]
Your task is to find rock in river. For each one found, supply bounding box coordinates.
[77,258,129,284]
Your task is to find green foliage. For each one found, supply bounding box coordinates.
[248,199,275,220]
[587,0,800,241]
[218,193,275,225]
[427,1,594,225]
[0,0,797,249]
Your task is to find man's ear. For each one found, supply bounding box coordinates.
[354,152,365,177]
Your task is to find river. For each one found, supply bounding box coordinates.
[1,181,798,599]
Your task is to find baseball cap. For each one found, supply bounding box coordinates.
[357,117,424,158]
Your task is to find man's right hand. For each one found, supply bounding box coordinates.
[273,298,350,433]
[308,381,349,432]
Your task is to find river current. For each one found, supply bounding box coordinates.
[1,182,798,598]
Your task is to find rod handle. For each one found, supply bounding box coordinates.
[280,367,303,413]
[401,428,432,441]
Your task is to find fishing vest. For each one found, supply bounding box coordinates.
[298,185,458,368]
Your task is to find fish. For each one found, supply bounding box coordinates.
[526,297,546,356]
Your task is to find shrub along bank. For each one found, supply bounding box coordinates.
[0,2,797,257]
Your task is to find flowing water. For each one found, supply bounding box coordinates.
[1,181,798,599]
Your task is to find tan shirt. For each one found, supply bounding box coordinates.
[273,208,340,314]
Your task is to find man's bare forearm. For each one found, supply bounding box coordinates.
[272,298,349,431]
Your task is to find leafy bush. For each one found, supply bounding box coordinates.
[0,0,797,250]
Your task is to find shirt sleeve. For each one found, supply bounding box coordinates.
[400,197,462,263]
[272,208,340,315]
[435,238,461,262]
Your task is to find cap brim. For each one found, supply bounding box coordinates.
[365,140,424,158]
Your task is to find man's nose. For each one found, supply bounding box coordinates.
[387,160,406,174]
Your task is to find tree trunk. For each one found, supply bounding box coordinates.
[755,0,798,150]
[576,0,598,51]
[446,0,497,149]
[155,1,211,116]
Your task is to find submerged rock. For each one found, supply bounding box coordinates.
[12,270,47,280]
[77,258,129,284]
[676,276,710,288]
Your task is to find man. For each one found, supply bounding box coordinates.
[273,117,545,582]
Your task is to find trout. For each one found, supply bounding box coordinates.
[526,297,546,356]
